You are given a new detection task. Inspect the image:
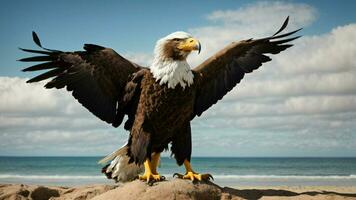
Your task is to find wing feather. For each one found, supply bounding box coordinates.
[20,32,143,127]
[192,17,301,117]
[22,62,60,72]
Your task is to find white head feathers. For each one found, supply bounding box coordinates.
[163,31,192,40]
[150,31,194,89]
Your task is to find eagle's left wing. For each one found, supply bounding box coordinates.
[19,32,143,128]
[192,17,301,117]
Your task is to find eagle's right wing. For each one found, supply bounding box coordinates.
[192,17,301,117]
[20,32,143,127]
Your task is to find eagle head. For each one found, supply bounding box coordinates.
[151,31,199,89]
[154,31,201,61]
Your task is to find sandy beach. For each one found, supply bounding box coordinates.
[1,179,356,200]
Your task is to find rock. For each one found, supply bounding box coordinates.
[50,185,116,200]
[0,184,31,200]
[16,189,30,197]
[2,180,356,200]
[92,179,223,200]
[30,186,60,200]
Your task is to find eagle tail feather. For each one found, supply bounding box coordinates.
[99,144,143,182]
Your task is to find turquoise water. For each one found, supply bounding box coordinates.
[0,157,355,186]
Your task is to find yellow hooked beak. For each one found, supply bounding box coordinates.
[177,37,201,54]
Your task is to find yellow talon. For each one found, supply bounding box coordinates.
[174,171,213,181]
[139,153,164,184]
[173,160,214,181]
[139,172,162,182]
[184,171,200,181]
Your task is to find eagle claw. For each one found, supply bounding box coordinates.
[173,172,214,181]
[207,174,214,181]
[139,172,163,184]
[173,173,183,178]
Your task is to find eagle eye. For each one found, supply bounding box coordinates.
[172,38,181,42]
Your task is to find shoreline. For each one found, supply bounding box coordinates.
[1,180,356,200]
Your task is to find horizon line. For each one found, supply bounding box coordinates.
[1,155,355,158]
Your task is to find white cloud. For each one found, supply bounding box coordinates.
[194,23,356,125]
[276,24,356,75]
[0,129,127,156]
[124,52,153,67]
[0,76,89,117]
[227,72,356,99]
[0,77,107,132]
[0,77,59,113]
[207,1,316,29]
[285,95,356,114]
[0,76,127,156]
[187,1,317,67]
[207,1,317,35]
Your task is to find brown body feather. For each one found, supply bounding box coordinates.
[127,69,196,164]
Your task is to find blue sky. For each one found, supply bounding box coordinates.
[1,0,356,76]
[0,1,356,157]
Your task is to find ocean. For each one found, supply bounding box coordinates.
[0,157,355,187]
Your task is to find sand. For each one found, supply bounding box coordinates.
[1,179,356,200]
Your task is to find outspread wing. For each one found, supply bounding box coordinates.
[192,17,301,117]
[20,32,143,127]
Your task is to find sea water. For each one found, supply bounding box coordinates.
[0,157,355,186]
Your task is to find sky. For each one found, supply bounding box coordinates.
[0,0,355,157]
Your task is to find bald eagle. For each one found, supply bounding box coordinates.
[20,17,300,183]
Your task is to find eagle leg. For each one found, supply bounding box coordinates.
[139,153,164,184]
[173,159,214,181]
